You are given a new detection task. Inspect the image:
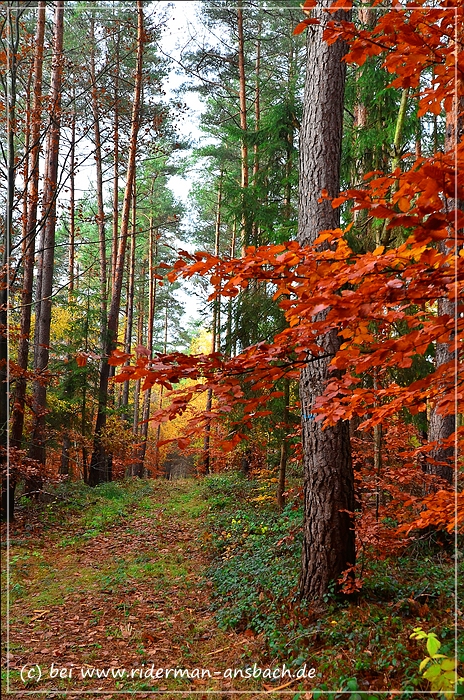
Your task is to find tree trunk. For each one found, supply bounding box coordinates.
[298,1,355,600]
[237,1,251,251]
[111,27,121,287]
[59,433,71,476]
[1,4,35,520]
[277,378,290,511]
[10,1,46,459]
[426,42,463,485]
[203,174,222,474]
[133,189,158,477]
[68,85,76,302]
[27,2,64,489]
[90,13,109,360]
[89,1,145,486]
[121,185,137,418]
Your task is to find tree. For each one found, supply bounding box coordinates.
[88,0,146,486]
[28,1,65,488]
[297,0,355,599]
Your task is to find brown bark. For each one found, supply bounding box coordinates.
[68,86,76,302]
[237,1,251,251]
[89,1,145,486]
[203,175,223,474]
[425,42,463,484]
[121,186,137,418]
[89,14,108,346]
[111,28,121,287]
[27,2,64,484]
[133,188,158,476]
[10,2,45,454]
[298,1,355,600]
[277,378,290,511]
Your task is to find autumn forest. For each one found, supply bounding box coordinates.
[1,0,463,697]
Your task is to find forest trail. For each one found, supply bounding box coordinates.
[2,479,266,698]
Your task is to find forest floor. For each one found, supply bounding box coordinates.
[1,479,269,699]
[1,474,461,700]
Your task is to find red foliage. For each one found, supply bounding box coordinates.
[109,0,463,537]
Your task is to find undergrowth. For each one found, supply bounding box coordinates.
[202,471,462,697]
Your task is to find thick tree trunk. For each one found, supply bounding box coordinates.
[27,2,64,489]
[298,2,354,600]
[89,1,145,486]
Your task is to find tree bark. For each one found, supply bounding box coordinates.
[10,2,46,458]
[298,1,355,600]
[277,378,290,511]
[133,188,158,477]
[89,13,109,362]
[426,39,463,485]
[27,2,64,487]
[121,185,136,418]
[89,1,145,486]
[237,1,251,251]
[68,85,76,302]
[203,174,223,474]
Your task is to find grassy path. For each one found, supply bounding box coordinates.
[1,479,266,699]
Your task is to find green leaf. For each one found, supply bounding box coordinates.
[411,627,427,639]
[424,663,442,680]
[442,670,458,681]
[441,658,457,671]
[346,679,358,691]
[426,635,441,656]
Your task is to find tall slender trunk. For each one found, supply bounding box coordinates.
[121,185,137,417]
[133,189,158,477]
[111,27,120,286]
[426,57,463,483]
[251,28,260,247]
[277,378,290,511]
[132,272,145,444]
[154,305,168,477]
[203,175,223,474]
[1,4,32,520]
[89,1,145,486]
[237,1,250,251]
[298,2,354,600]
[68,86,76,302]
[226,220,237,358]
[11,2,46,454]
[90,14,108,350]
[27,3,64,486]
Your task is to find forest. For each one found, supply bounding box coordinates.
[1,0,463,697]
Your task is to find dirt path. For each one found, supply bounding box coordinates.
[2,480,267,699]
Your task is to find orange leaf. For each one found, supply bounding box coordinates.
[397,196,410,212]
[293,18,319,35]
[76,353,88,367]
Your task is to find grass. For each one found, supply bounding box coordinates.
[3,473,462,699]
[201,471,463,698]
